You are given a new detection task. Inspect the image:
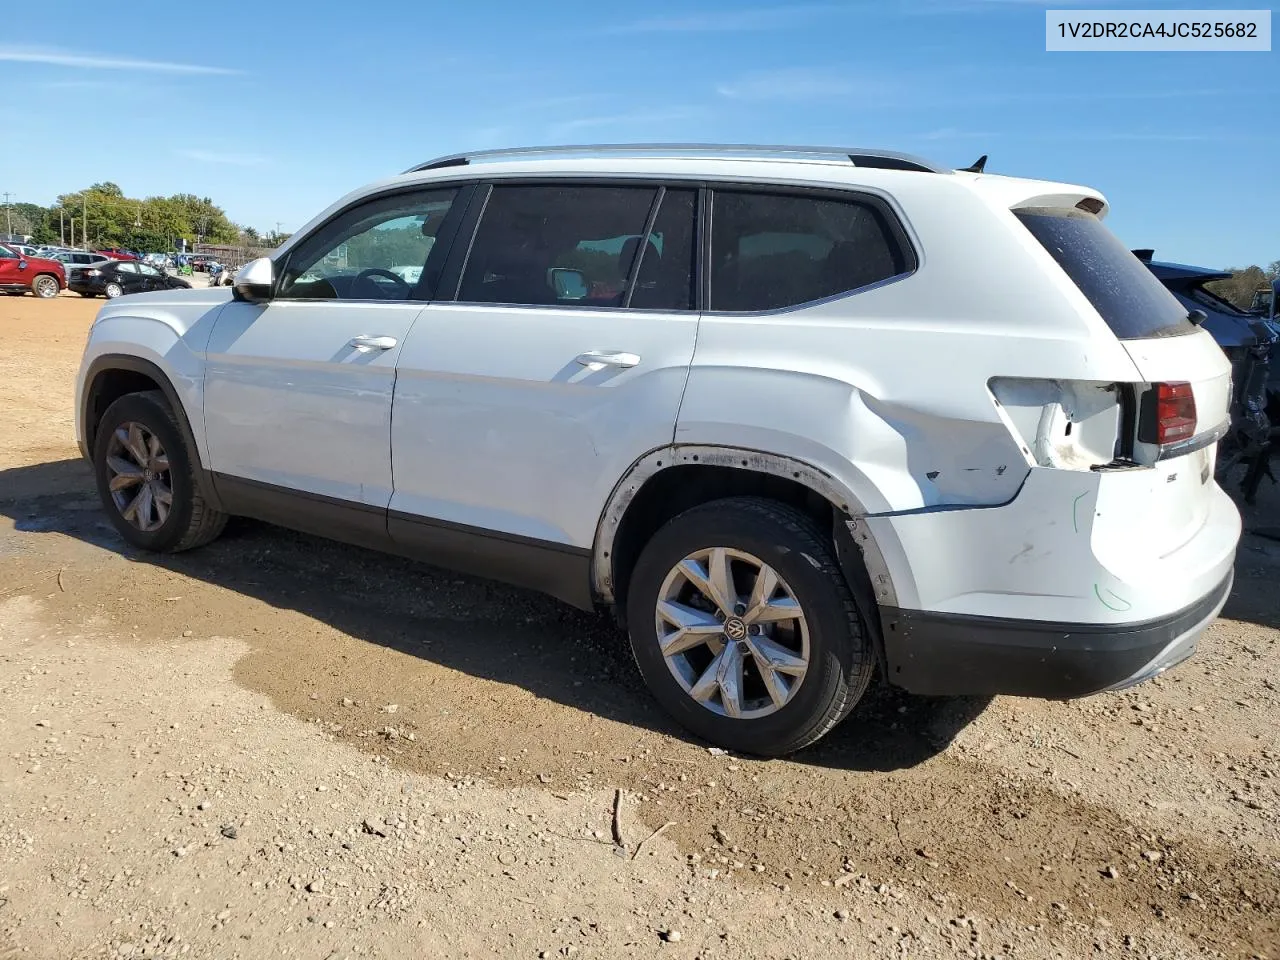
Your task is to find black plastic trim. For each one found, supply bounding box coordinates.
[443,183,492,302]
[388,510,594,610]
[880,571,1233,698]
[696,186,712,313]
[213,474,392,549]
[81,354,224,511]
[622,187,666,309]
[848,153,934,173]
[209,474,595,610]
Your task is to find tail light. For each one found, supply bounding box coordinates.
[1139,382,1197,446]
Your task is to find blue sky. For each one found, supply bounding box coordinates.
[2,0,1275,267]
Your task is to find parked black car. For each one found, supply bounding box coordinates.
[1137,250,1280,502]
[69,260,192,299]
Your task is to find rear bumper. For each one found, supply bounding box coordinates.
[882,570,1232,698]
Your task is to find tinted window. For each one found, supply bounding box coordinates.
[630,189,696,311]
[117,262,138,274]
[137,264,161,277]
[278,188,459,301]
[709,190,908,312]
[1016,208,1193,340]
[458,184,658,308]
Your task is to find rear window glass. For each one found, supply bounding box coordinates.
[1016,207,1194,339]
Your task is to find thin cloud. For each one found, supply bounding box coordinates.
[547,108,704,139]
[918,127,995,141]
[607,4,846,33]
[175,148,268,166]
[36,79,131,91]
[716,68,882,102]
[0,46,238,75]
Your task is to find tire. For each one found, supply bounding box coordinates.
[92,390,228,553]
[32,274,60,299]
[104,282,124,299]
[626,497,874,757]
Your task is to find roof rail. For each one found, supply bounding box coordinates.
[402,143,947,175]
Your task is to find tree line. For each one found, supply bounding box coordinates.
[2,183,289,252]
[1207,262,1280,310]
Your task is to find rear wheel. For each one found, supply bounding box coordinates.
[32,274,60,298]
[104,282,124,299]
[92,390,227,553]
[626,497,873,757]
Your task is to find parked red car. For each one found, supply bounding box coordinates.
[0,243,66,298]
[93,249,139,261]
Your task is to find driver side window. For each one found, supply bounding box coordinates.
[277,188,460,301]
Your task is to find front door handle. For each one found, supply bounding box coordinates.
[575,350,640,370]
[349,335,398,351]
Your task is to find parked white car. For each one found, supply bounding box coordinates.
[74,144,1240,755]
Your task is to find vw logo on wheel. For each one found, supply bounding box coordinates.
[724,617,747,641]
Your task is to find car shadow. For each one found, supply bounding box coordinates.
[0,456,1167,773]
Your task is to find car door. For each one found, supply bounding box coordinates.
[202,185,468,543]
[114,262,144,292]
[388,181,700,603]
[0,244,21,286]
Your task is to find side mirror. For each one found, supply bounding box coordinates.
[548,267,588,300]
[233,257,275,303]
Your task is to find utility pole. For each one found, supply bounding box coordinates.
[59,208,65,246]
[2,192,11,235]
[82,193,88,249]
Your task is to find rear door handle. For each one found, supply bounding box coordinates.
[575,350,640,370]
[349,335,398,351]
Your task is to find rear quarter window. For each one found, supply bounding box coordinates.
[1016,207,1194,340]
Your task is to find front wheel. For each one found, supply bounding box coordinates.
[626,497,874,757]
[92,390,228,553]
[104,282,124,299]
[32,275,60,298]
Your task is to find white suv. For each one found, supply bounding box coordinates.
[74,144,1241,756]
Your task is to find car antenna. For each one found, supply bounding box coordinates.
[959,154,988,173]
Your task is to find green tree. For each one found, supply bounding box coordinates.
[1206,264,1272,309]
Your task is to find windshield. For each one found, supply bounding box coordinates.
[1016,207,1194,339]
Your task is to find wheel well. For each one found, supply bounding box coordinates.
[36,272,62,286]
[85,368,162,450]
[610,465,834,619]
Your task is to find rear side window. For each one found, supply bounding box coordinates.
[709,190,910,312]
[1016,207,1193,339]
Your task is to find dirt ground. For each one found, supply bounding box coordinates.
[1,291,1277,960]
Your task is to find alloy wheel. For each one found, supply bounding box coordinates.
[655,547,810,720]
[104,421,173,532]
[34,276,59,298]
